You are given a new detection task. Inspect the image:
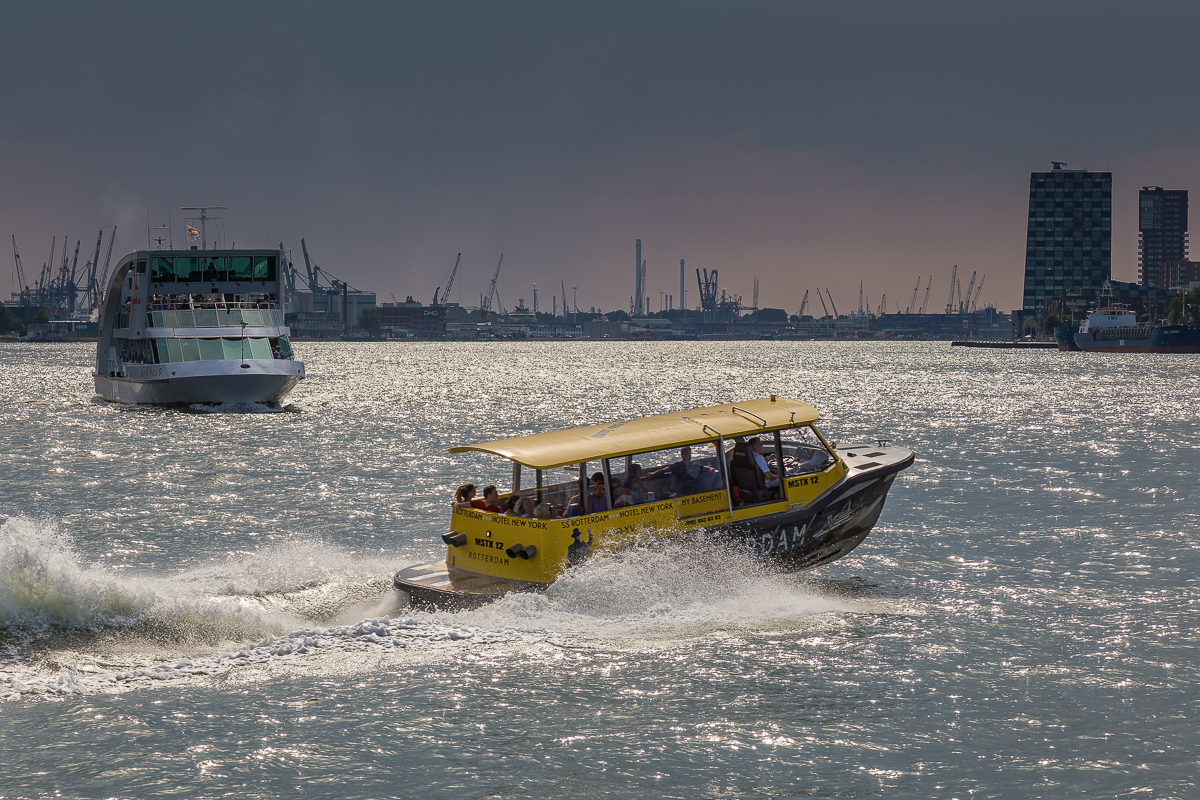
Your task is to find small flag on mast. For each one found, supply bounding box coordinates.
[187,226,200,240]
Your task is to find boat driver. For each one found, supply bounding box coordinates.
[749,438,779,488]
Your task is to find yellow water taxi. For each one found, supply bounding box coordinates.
[394,396,913,609]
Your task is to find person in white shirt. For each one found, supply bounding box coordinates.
[749,438,779,488]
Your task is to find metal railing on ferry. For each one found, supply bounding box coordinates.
[147,309,285,328]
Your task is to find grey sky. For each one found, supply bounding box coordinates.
[4,1,1200,313]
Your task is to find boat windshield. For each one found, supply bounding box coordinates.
[780,426,836,476]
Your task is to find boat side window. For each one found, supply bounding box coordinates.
[221,337,246,360]
[201,257,227,282]
[177,257,202,282]
[167,338,185,363]
[136,260,147,274]
[248,337,272,359]
[180,338,201,361]
[155,339,171,363]
[271,336,293,359]
[780,426,835,477]
[228,256,253,281]
[252,256,276,281]
[151,257,173,281]
[197,338,224,360]
[610,443,724,507]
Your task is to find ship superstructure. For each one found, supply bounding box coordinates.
[94,248,304,405]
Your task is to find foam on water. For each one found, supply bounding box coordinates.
[455,538,904,641]
[0,516,901,699]
[0,516,156,635]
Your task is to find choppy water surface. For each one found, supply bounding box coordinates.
[0,340,1196,799]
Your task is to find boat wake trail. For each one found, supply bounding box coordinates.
[0,519,900,700]
[454,538,899,640]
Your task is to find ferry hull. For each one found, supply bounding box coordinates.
[395,456,911,610]
[95,369,301,405]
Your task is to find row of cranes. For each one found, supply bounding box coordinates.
[795,268,988,320]
[10,228,118,318]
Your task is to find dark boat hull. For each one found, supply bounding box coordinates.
[1054,326,1080,351]
[395,453,913,610]
[1075,324,1200,353]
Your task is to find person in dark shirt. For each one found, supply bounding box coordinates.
[656,446,717,496]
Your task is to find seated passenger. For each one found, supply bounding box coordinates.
[503,494,520,515]
[623,464,656,504]
[652,446,718,496]
[749,438,779,488]
[477,484,504,514]
[587,472,608,513]
[453,483,477,508]
[533,502,554,520]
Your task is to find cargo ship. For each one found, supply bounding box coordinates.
[1074,306,1200,353]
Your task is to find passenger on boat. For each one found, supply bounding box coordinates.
[750,438,779,488]
[588,472,609,513]
[503,494,520,515]
[621,464,653,504]
[453,483,477,508]
[477,485,504,514]
[652,446,718,496]
[534,502,554,520]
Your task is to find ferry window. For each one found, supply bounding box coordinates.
[222,337,247,360]
[177,257,202,281]
[272,335,293,359]
[151,257,174,281]
[241,309,264,327]
[180,338,201,361]
[252,256,276,281]
[202,257,227,282]
[248,337,272,359]
[155,339,171,363]
[228,256,253,281]
[168,338,185,363]
[198,338,224,360]
[137,260,147,274]
[781,426,835,477]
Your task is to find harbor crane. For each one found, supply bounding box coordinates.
[816,287,830,318]
[83,230,103,311]
[963,271,977,314]
[11,236,28,304]
[971,275,986,312]
[432,253,461,306]
[877,293,886,317]
[797,289,809,318]
[919,276,932,314]
[945,265,958,314]
[480,254,504,320]
[825,288,839,318]
[858,280,864,314]
[96,227,117,304]
[906,277,921,314]
[561,281,568,319]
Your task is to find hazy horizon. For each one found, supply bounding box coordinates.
[4,2,1200,315]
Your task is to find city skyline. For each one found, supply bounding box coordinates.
[5,3,1200,315]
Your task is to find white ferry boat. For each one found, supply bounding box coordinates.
[94,248,305,405]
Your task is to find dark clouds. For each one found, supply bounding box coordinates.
[3,1,1200,312]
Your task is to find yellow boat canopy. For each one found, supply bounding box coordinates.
[449,397,820,469]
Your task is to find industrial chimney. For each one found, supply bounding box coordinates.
[634,239,642,316]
